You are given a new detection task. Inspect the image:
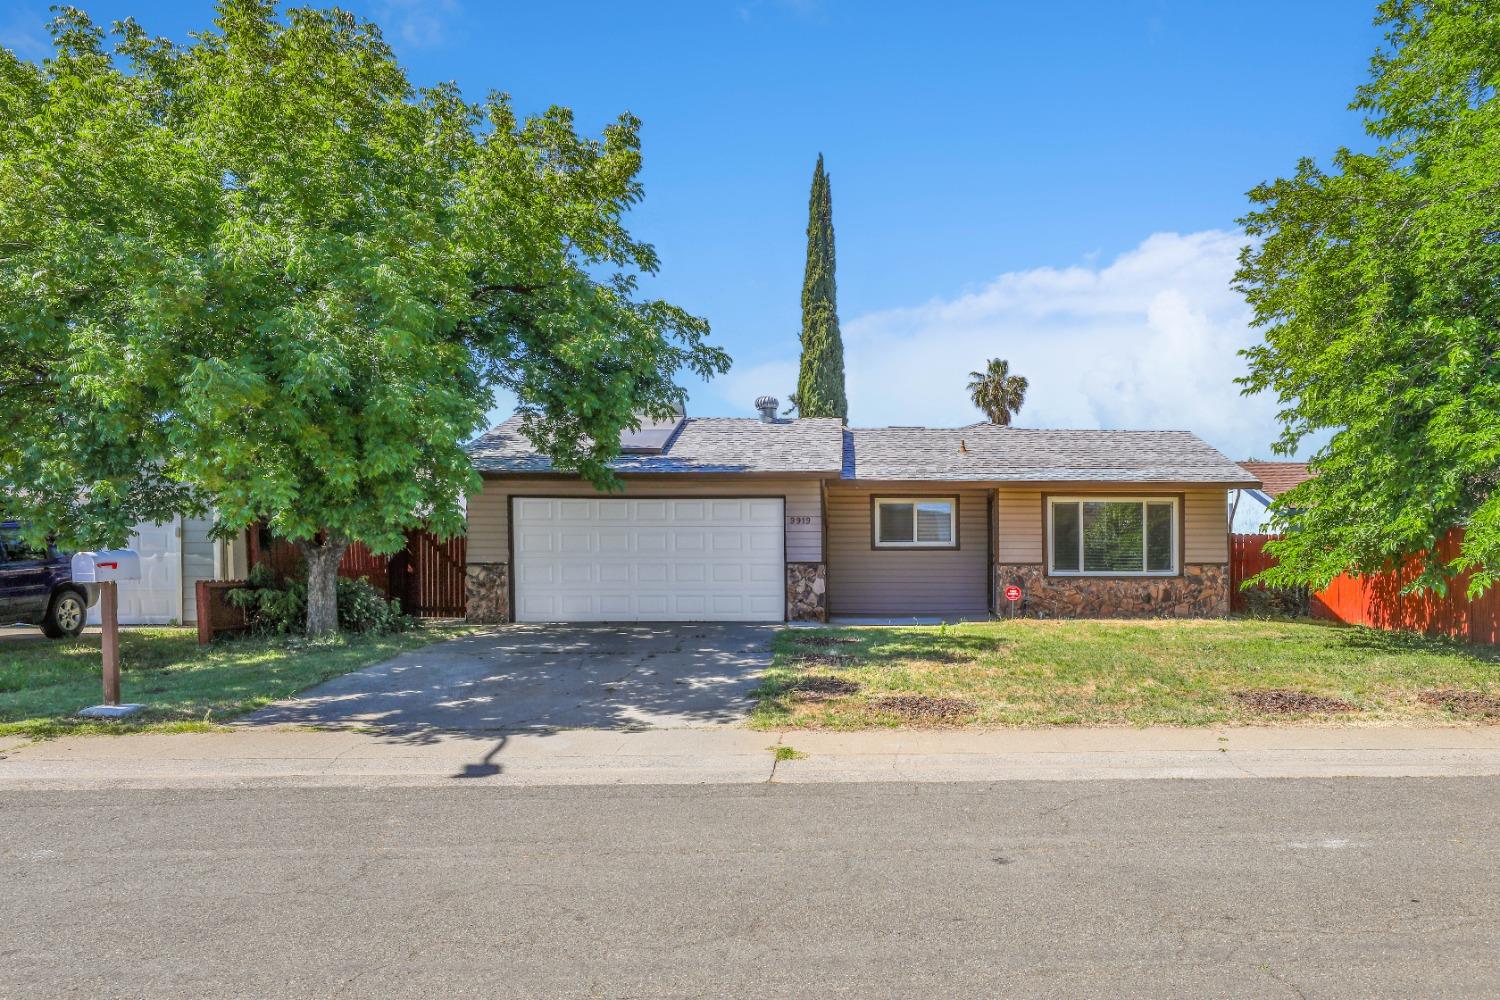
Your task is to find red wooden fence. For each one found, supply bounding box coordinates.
[1229,534,1282,613]
[248,527,467,618]
[1231,530,1500,644]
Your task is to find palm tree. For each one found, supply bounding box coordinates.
[967,358,1028,426]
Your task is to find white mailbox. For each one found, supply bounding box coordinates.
[71,549,142,584]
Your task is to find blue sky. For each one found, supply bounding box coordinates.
[1,1,1382,458]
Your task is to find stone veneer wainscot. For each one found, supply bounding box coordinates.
[465,562,509,624]
[994,564,1229,619]
[786,562,827,622]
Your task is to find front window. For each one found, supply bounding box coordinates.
[1048,497,1177,575]
[874,497,956,548]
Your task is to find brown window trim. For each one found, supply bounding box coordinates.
[1039,492,1186,579]
[868,494,961,551]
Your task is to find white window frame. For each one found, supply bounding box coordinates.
[873,496,958,549]
[1047,496,1179,577]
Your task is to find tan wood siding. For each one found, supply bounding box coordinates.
[996,486,1230,567]
[1183,489,1228,563]
[468,476,822,564]
[996,489,1044,563]
[825,487,990,615]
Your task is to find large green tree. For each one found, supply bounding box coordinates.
[0,2,727,634]
[793,154,847,420]
[1236,0,1500,596]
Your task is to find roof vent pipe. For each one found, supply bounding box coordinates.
[755,396,779,423]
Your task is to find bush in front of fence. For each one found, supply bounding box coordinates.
[225,565,414,637]
[1237,583,1311,619]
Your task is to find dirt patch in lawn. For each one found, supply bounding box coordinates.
[790,675,861,699]
[785,635,860,648]
[1418,689,1500,718]
[869,694,977,724]
[789,652,859,668]
[1232,689,1360,714]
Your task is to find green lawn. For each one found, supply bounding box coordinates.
[752,618,1500,729]
[0,624,474,740]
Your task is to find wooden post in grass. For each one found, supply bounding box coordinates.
[100,581,120,706]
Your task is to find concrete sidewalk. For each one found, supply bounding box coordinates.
[5,724,1500,789]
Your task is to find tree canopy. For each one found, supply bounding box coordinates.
[1236,0,1500,596]
[793,154,847,420]
[0,1,726,632]
[967,358,1027,426]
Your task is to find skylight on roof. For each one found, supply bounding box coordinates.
[618,411,686,454]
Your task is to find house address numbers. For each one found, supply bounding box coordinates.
[787,515,813,526]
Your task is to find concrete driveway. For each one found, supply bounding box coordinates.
[244,623,775,735]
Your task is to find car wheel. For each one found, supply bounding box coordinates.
[41,590,86,639]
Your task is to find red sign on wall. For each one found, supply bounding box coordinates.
[1004,585,1023,603]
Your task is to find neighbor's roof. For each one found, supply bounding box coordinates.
[1237,461,1310,497]
[467,414,846,474]
[842,425,1260,485]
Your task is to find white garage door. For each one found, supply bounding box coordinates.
[513,497,785,622]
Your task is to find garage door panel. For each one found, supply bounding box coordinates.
[559,562,593,585]
[515,499,554,521]
[518,563,555,586]
[672,501,706,521]
[599,595,632,615]
[517,531,555,554]
[596,503,629,521]
[513,497,785,622]
[674,563,707,583]
[747,500,782,522]
[598,530,631,553]
[747,563,782,584]
[635,501,668,521]
[672,531,705,552]
[599,563,632,584]
[711,533,743,552]
[559,500,593,520]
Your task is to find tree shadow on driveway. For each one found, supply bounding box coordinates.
[238,623,775,739]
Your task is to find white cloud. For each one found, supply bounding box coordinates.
[732,230,1286,460]
[373,0,458,49]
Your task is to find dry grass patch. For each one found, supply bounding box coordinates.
[790,675,861,698]
[788,652,859,669]
[1232,690,1360,715]
[784,634,860,648]
[1418,689,1500,718]
[867,694,977,725]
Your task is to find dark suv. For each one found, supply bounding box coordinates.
[0,521,98,638]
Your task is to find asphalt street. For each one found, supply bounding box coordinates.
[4,777,1499,999]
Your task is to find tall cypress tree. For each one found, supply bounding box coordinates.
[795,154,848,420]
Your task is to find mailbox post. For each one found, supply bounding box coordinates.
[71,550,142,716]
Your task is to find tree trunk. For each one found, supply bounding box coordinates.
[299,536,349,637]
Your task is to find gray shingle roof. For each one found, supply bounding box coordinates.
[469,413,1257,485]
[468,414,846,474]
[842,425,1259,485]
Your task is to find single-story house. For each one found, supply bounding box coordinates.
[464,401,1261,623]
[1230,461,1311,534]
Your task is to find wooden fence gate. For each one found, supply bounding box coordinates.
[249,527,467,619]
